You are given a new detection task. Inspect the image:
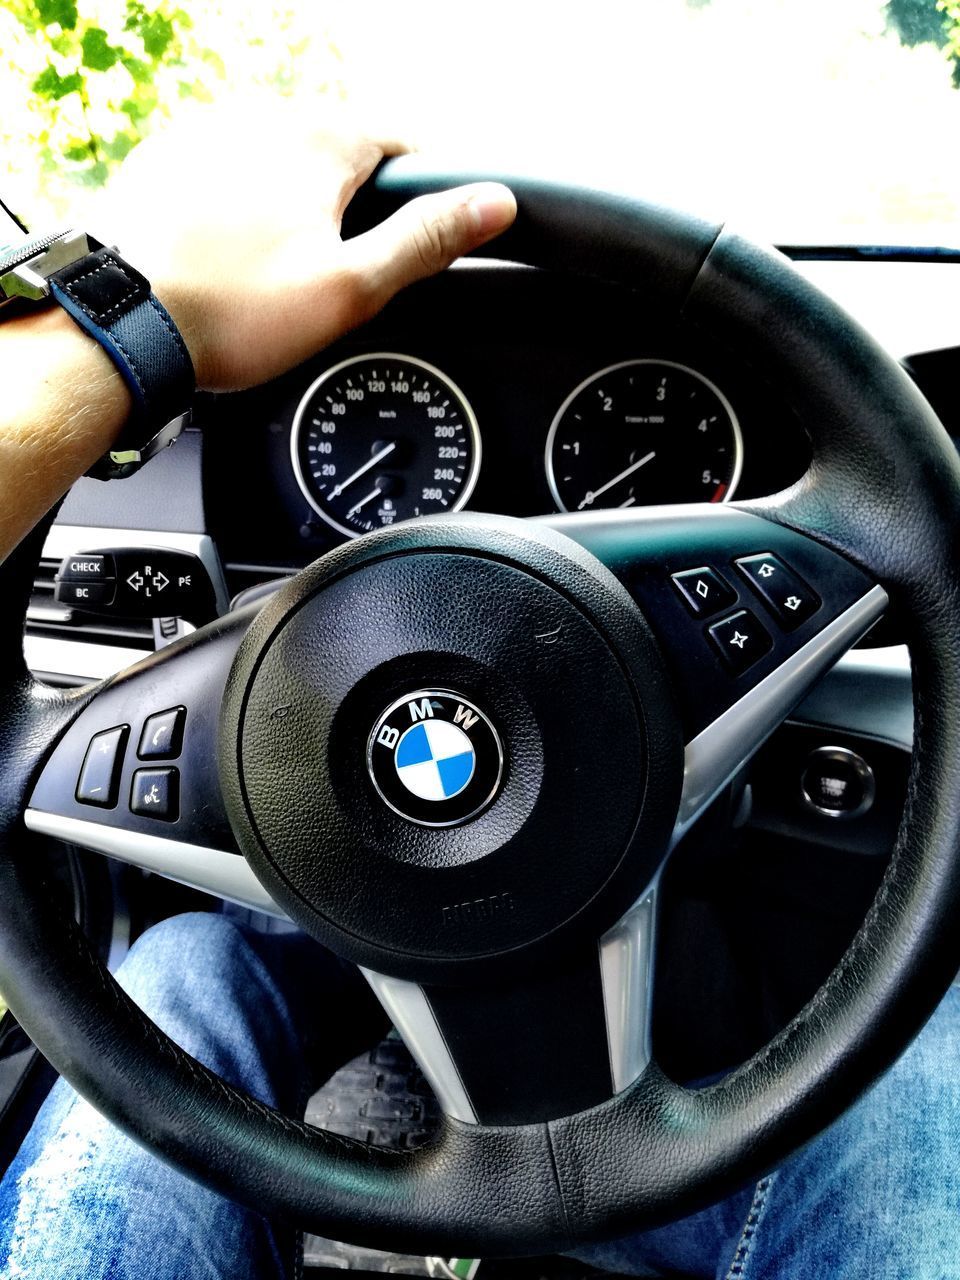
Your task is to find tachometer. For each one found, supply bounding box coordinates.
[291,353,481,538]
[545,359,742,512]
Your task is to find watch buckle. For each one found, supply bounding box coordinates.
[0,230,91,302]
[90,410,191,481]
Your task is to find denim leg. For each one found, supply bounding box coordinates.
[0,913,311,1280]
[576,982,960,1278]
[720,981,960,1279]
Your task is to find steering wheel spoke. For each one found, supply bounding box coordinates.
[24,606,280,915]
[364,885,658,1125]
[546,504,887,845]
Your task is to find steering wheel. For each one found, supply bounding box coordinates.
[3,161,960,1257]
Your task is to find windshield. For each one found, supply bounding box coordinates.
[2,0,959,246]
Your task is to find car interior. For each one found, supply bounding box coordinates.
[2,4,960,1276]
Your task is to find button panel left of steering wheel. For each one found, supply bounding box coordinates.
[27,611,248,853]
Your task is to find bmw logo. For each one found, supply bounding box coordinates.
[367,689,504,827]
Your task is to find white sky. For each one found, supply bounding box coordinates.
[3,0,960,243]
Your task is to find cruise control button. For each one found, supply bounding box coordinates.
[138,707,185,760]
[671,567,737,618]
[707,609,773,674]
[76,725,128,807]
[735,553,821,630]
[130,768,179,821]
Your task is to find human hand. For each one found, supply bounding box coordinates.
[100,99,517,391]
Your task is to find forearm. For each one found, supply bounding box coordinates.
[0,112,514,566]
[0,308,131,559]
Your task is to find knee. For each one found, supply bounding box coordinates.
[117,912,260,1017]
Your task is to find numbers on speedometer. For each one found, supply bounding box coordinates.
[545,359,743,513]
[290,353,481,539]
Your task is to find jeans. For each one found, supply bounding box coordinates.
[1,913,959,1279]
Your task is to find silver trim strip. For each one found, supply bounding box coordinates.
[359,968,478,1124]
[41,524,230,616]
[23,810,285,918]
[675,585,889,845]
[599,887,657,1093]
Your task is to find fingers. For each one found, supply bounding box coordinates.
[344,182,517,318]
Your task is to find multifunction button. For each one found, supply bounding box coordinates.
[671,566,737,618]
[130,768,179,821]
[138,707,185,760]
[707,609,773,674]
[56,553,117,609]
[57,580,116,607]
[60,554,113,579]
[735,553,820,630]
[76,725,128,807]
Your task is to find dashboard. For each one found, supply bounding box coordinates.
[200,266,810,575]
[29,254,957,766]
[24,247,954,1080]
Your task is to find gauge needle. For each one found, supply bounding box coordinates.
[330,442,396,499]
[346,488,382,520]
[578,450,656,510]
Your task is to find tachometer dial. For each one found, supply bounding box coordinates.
[546,359,742,512]
[291,353,481,538]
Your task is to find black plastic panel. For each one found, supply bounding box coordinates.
[425,944,612,1125]
[549,507,877,738]
[28,610,253,853]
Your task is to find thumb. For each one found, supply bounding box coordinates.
[345,182,517,316]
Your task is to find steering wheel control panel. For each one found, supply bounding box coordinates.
[672,553,822,677]
[559,509,873,740]
[54,547,217,624]
[29,612,247,852]
[75,707,185,821]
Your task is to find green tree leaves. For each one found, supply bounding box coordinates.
[80,26,119,71]
[6,1,222,191]
[35,0,76,29]
[940,2,960,84]
[31,63,81,98]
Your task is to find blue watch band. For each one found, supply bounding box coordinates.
[47,239,195,479]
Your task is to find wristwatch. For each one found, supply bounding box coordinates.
[0,228,195,479]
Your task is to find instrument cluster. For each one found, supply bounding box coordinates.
[289,352,746,541]
[205,268,809,566]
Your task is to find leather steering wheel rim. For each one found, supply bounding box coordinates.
[2,160,960,1255]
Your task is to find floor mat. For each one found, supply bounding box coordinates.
[303,1034,447,1273]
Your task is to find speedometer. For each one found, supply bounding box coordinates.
[545,359,742,512]
[290,353,481,538]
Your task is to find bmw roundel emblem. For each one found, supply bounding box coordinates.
[367,690,504,827]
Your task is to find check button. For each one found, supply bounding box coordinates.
[708,609,773,674]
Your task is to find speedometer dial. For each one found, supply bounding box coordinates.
[546,359,742,512]
[290,353,481,538]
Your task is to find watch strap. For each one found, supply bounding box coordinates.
[48,241,195,478]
